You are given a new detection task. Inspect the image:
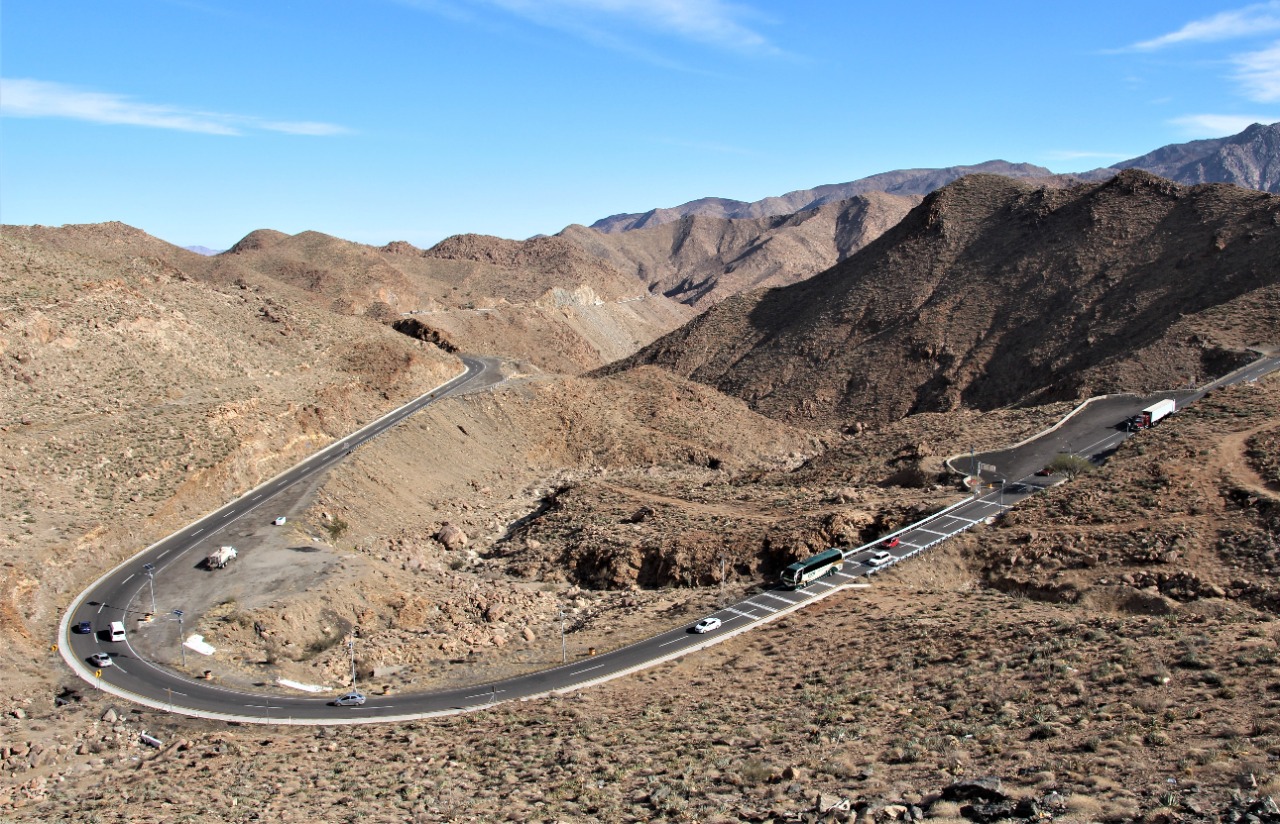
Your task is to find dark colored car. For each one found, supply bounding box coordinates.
[76,621,93,634]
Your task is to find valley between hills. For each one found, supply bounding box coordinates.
[3,126,1280,822]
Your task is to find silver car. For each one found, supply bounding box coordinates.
[333,692,366,707]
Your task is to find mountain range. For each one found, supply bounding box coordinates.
[585,122,1280,235]
[607,170,1280,431]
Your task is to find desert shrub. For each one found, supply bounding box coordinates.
[1048,453,1095,479]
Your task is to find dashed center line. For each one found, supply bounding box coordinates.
[570,664,605,676]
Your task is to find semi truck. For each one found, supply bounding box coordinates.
[206,546,237,569]
[1127,399,1176,431]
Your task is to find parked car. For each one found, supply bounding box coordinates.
[273,516,287,526]
[691,617,722,634]
[867,550,893,567]
[87,652,113,668]
[1034,467,1053,477]
[881,537,900,548]
[333,692,366,707]
[75,620,93,634]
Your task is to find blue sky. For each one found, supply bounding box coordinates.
[3,1,1280,250]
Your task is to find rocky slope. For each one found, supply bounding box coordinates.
[5,373,1280,822]
[0,223,459,656]
[210,229,695,371]
[561,191,919,306]
[610,171,1280,431]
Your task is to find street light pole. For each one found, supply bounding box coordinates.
[143,563,156,617]
[348,634,357,690]
[559,608,567,664]
[172,610,186,667]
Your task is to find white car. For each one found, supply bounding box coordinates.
[272,516,287,526]
[867,550,893,567]
[87,652,113,668]
[691,617,722,634]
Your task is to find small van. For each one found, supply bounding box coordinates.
[867,551,893,568]
[109,621,127,642]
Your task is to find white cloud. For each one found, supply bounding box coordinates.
[1132,2,1280,50]
[405,0,779,57]
[0,78,348,136]
[1169,113,1276,136]
[1235,40,1280,101]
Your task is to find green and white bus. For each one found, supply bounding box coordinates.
[780,548,845,589]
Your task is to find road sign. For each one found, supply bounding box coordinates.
[173,609,184,617]
[94,670,102,678]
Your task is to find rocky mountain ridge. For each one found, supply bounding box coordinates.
[609,170,1280,431]
[583,122,1280,236]
[559,191,919,305]
[588,160,1059,234]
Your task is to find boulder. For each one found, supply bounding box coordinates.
[434,523,468,551]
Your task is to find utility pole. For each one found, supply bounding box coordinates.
[143,563,157,617]
[559,608,567,664]
[719,555,726,605]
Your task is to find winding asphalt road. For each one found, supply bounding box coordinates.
[58,352,1280,724]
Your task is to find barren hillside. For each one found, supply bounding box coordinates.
[0,224,459,656]
[5,372,1280,822]
[611,171,1280,431]
[212,228,695,371]
[561,191,919,306]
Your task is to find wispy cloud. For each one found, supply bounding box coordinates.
[1131,2,1280,50]
[1235,40,1280,101]
[0,78,348,136]
[1169,112,1276,136]
[400,0,781,61]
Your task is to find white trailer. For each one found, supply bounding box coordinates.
[1139,399,1176,428]
[206,546,237,569]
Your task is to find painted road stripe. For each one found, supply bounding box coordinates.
[745,600,778,613]
[463,690,505,700]
[917,526,951,538]
[158,550,169,558]
[122,573,134,583]
[659,636,688,647]
[724,607,758,620]
[192,528,203,536]
[571,664,605,676]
